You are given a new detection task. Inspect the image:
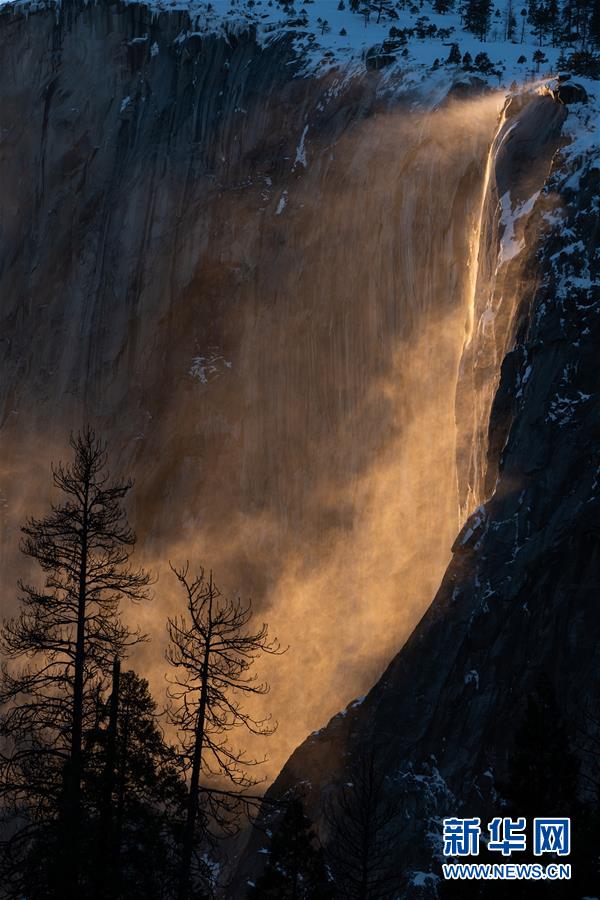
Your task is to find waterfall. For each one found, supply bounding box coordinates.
[458,103,512,519]
[455,88,566,518]
[464,106,510,350]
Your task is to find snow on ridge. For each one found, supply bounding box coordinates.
[0,0,576,90]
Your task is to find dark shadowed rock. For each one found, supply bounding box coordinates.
[554,81,588,104]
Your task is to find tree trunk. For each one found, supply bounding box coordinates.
[178,587,213,900]
[98,658,120,900]
[62,474,90,898]
[115,696,130,897]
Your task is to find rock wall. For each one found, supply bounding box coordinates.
[0,0,506,776]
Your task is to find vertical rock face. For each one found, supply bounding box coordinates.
[238,92,599,895]
[1,0,518,774]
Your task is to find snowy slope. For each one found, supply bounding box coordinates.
[0,0,568,87]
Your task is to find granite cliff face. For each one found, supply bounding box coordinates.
[0,0,517,774]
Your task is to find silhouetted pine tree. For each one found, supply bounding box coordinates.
[86,667,186,900]
[248,798,333,899]
[446,42,462,63]
[505,0,518,38]
[528,0,550,44]
[166,563,283,900]
[503,678,578,818]
[464,0,494,38]
[324,748,403,900]
[501,678,594,898]
[562,0,576,41]
[0,429,151,899]
[546,0,560,42]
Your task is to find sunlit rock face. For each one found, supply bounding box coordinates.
[0,1,509,778]
[238,93,600,896]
